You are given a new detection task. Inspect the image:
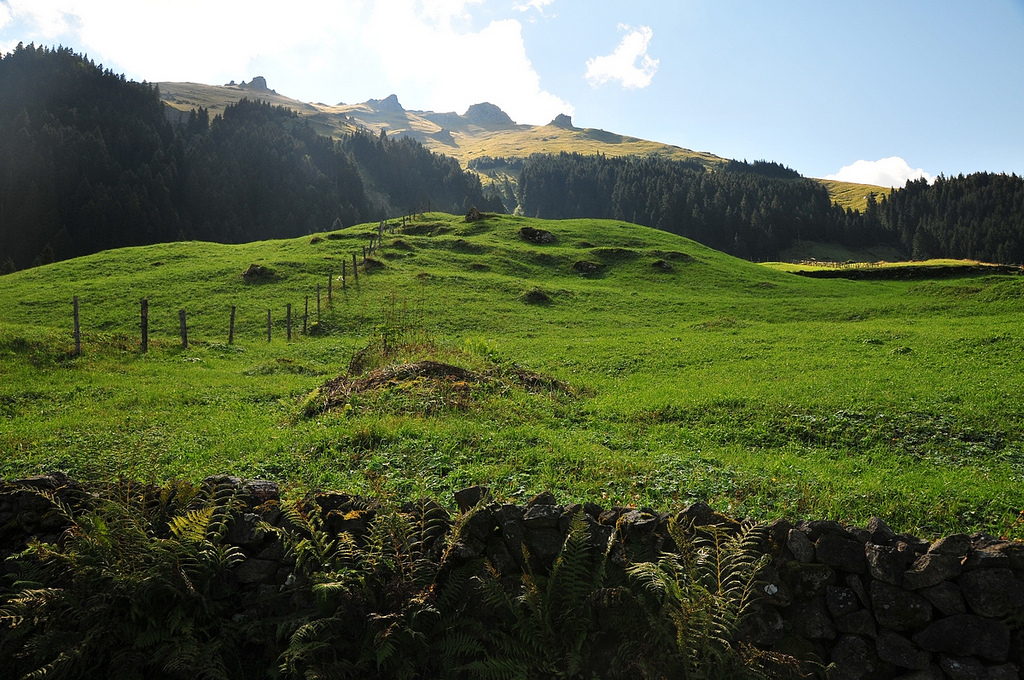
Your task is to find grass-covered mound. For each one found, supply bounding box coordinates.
[0,213,1023,539]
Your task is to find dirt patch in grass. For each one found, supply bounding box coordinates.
[572,260,605,276]
[519,226,556,244]
[522,287,552,304]
[304,354,570,417]
[242,263,276,280]
[649,250,693,263]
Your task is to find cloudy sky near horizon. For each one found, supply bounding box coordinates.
[1,0,1022,186]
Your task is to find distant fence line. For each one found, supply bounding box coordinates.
[69,214,416,355]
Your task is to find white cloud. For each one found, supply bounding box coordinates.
[585,23,658,89]
[0,4,12,31]
[513,0,554,13]
[362,1,572,123]
[0,0,571,124]
[825,157,933,187]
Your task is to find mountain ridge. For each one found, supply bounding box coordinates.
[156,78,884,211]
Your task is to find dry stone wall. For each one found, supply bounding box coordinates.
[1,473,1021,679]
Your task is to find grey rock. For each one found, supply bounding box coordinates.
[836,609,877,638]
[912,614,1010,662]
[742,604,785,646]
[678,502,715,527]
[876,629,931,670]
[257,541,285,562]
[892,665,944,680]
[902,552,963,590]
[958,568,1024,618]
[778,561,836,599]
[846,574,871,608]
[526,490,557,506]
[826,585,861,617]
[986,663,1022,680]
[829,634,879,680]
[787,596,836,640]
[937,655,986,680]
[866,542,907,586]
[920,581,966,616]
[867,516,896,544]
[870,580,933,631]
[235,557,279,585]
[227,512,265,547]
[454,485,489,512]
[242,479,280,505]
[788,528,816,562]
[816,533,867,573]
[523,503,562,529]
[928,534,971,557]
[962,547,1009,570]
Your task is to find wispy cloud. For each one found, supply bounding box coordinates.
[0,0,572,125]
[825,157,933,187]
[585,24,658,89]
[513,0,555,14]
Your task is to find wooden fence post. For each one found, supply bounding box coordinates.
[141,299,148,353]
[304,296,309,334]
[287,303,292,341]
[342,259,347,289]
[179,309,188,349]
[266,309,272,343]
[73,295,81,356]
[353,253,359,283]
[229,305,236,345]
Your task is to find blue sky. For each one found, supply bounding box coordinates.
[2,0,1022,185]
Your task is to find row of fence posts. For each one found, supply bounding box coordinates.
[68,216,414,355]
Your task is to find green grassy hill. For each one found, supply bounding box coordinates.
[158,81,886,211]
[2,213,1022,537]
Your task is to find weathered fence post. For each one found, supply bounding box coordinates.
[353,253,359,283]
[304,296,309,334]
[266,309,272,343]
[73,295,81,356]
[342,259,347,289]
[286,303,292,341]
[229,305,236,345]
[140,299,149,353]
[179,309,188,349]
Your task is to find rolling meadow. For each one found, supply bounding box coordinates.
[2,213,1023,539]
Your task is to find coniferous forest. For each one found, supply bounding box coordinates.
[1,44,1023,271]
[0,45,501,271]
[516,153,1024,263]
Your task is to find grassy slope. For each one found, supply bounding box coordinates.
[2,213,1022,538]
[158,81,884,211]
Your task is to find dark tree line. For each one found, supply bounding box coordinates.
[517,153,1024,264]
[517,152,859,260]
[0,45,500,270]
[883,173,1024,263]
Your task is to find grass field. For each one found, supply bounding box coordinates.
[2,213,1023,539]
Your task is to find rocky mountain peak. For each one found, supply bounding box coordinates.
[463,102,514,127]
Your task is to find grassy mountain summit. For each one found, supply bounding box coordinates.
[2,212,1022,538]
[157,80,885,211]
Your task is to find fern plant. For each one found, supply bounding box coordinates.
[460,510,615,680]
[627,521,773,680]
[273,496,457,680]
[0,480,254,680]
